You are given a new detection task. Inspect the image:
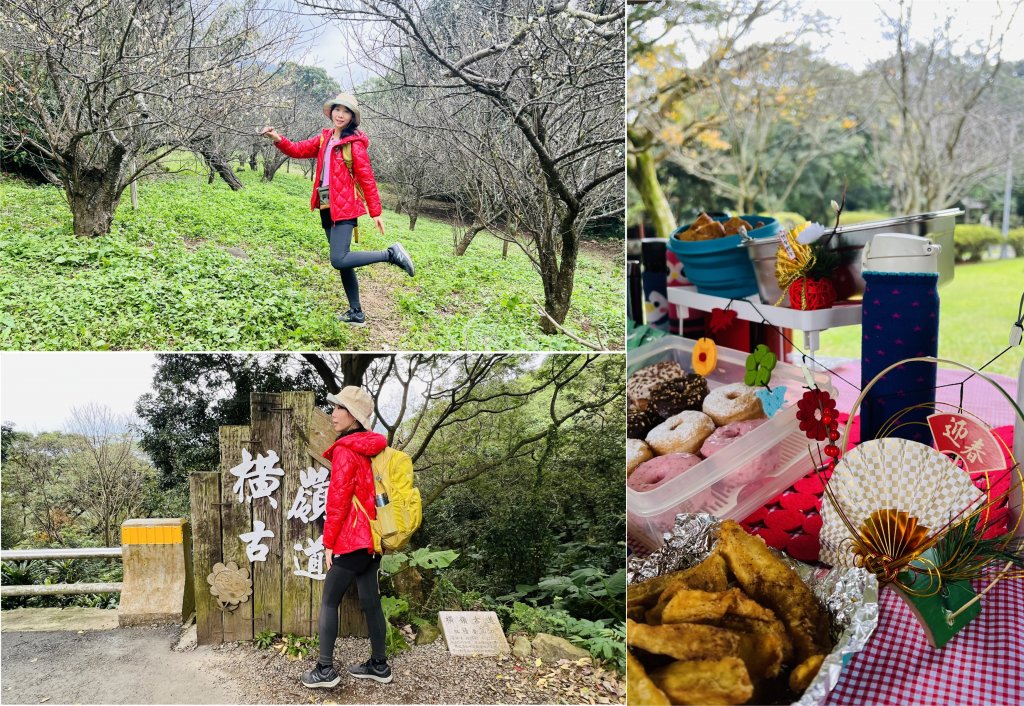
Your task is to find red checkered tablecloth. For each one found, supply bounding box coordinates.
[741,418,1023,705]
[824,578,1024,706]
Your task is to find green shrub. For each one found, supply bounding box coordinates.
[1006,228,1024,258]
[953,224,1001,262]
[499,601,625,673]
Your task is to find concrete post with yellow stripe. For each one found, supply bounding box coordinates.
[118,518,195,627]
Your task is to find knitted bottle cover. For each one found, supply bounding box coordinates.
[860,271,939,444]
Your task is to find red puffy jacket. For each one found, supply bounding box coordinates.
[274,129,383,223]
[321,430,387,555]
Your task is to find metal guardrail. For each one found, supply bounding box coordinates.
[1,547,124,597]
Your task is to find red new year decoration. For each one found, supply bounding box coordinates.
[709,307,738,334]
[927,413,1005,474]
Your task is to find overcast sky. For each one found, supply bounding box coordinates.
[276,0,373,91]
[677,0,1024,70]
[1,353,158,433]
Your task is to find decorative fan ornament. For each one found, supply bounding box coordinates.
[820,437,985,572]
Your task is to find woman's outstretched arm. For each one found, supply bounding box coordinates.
[261,126,321,159]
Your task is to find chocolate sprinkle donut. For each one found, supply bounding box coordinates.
[649,373,709,418]
[628,401,662,439]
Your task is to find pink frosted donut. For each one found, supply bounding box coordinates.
[627,453,702,493]
[645,410,715,455]
[702,382,766,426]
[626,439,653,476]
[700,418,769,458]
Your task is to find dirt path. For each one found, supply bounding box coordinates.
[0,617,624,705]
[1,625,243,705]
[222,636,624,705]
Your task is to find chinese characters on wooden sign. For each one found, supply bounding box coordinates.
[228,449,329,581]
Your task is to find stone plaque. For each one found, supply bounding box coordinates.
[438,611,510,656]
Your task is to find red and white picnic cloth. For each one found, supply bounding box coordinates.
[740,418,1023,705]
[825,577,1024,706]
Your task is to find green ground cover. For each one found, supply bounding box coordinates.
[818,258,1024,377]
[0,163,623,351]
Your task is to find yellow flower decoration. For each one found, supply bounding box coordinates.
[692,337,718,377]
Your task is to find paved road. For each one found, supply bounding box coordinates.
[1,623,244,705]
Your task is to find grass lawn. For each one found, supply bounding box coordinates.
[0,163,623,351]
[818,258,1024,377]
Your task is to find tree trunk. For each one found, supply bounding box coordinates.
[195,143,244,191]
[538,216,579,332]
[408,189,422,232]
[262,160,283,182]
[249,150,258,171]
[67,174,119,237]
[208,168,215,184]
[454,225,484,256]
[627,133,677,239]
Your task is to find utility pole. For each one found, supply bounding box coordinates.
[1001,126,1014,259]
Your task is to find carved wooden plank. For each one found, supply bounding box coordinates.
[280,391,315,636]
[250,393,283,636]
[189,472,222,645]
[219,425,254,642]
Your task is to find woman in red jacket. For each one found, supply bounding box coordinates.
[301,386,392,689]
[261,93,414,326]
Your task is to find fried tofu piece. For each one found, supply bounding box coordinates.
[627,553,729,612]
[655,587,778,625]
[721,613,794,665]
[650,657,753,705]
[627,619,784,680]
[627,650,671,706]
[721,217,750,236]
[717,520,832,664]
[789,654,826,693]
[628,619,740,662]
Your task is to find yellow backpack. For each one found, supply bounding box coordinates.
[352,447,422,553]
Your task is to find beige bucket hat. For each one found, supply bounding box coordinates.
[323,93,361,126]
[326,386,375,431]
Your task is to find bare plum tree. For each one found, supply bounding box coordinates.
[305,0,624,333]
[0,0,299,236]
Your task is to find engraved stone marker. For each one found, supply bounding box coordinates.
[439,611,510,656]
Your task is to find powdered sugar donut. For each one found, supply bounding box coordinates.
[626,452,702,492]
[626,439,653,476]
[702,382,766,426]
[700,418,769,458]
[645,410,715,455]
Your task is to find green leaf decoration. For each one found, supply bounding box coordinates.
[743,344,777,386]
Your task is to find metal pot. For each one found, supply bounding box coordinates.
[742,209,962,304]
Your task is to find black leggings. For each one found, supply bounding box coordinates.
[318,550,387,666]
[321,211,389,311]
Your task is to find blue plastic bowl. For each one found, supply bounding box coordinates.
[669,215,780,298]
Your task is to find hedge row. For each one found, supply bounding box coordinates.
[953,225,1024,262]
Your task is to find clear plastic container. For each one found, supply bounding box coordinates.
[627,337,836,555]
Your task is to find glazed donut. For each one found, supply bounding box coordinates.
[702,382,766,426]
[626,439,653,476]
[627,452,702,492]
[646,410,715,455]
[700,418,769,458]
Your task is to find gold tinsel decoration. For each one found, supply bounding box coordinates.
[774,225,816,305]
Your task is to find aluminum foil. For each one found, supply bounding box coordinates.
[628,513,879,706]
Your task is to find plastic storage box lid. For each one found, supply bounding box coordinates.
[627,336,835,553]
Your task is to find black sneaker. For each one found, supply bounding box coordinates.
[337,308,366,326]
[301,663,341,689]
[387,243,415,277]
[348,658,393,683]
